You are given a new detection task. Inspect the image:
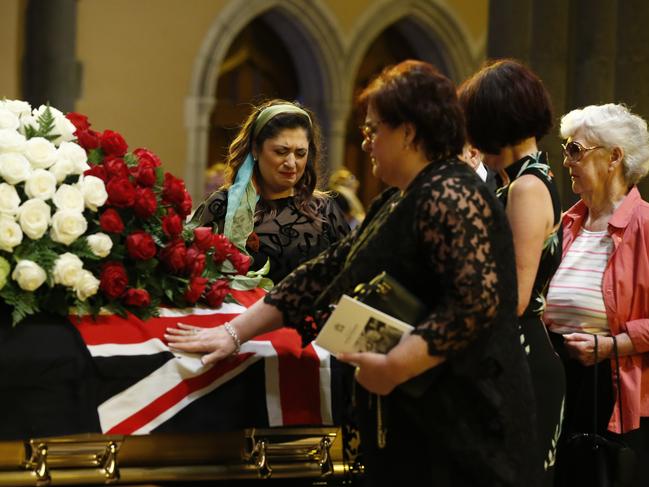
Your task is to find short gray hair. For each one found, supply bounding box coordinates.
[560,103,649,185]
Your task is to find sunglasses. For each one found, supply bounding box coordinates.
[561,140,604,163]
[359,120,385,140]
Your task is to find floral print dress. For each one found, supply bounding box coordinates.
[496,152,566,486]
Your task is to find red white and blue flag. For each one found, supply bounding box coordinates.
[72,289,334,435]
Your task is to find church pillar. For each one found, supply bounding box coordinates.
[22,0,80,112]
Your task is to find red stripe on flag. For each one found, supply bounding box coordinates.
[105,352,256,434]
[257,328,322,424]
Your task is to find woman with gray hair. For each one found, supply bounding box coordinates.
[545,103,649,486]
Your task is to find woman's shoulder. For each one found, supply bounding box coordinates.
[193,189,228,225]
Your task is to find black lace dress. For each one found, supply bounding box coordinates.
[265,159,537,486]
[496,152,566,486]
[193,191,350,283]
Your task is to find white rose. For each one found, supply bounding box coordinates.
[77,175,107,211]
[28,105,76,145]
[53,184,85,212]
[0,215,23,251]
[18,198,51,240]
[58,141,89,174]
[73,269,100,300]
[24,169,57,200]
[0,183,21,215]
[0,152,32,184]
[0,100,32,119]
[24,137,57,169]
[52,252,84,287]
[0,108,19,131]
[11,259,47,291]
[50,209,87,245]
[0,129,26,153]
[86,233,113,257]
[49,155,75,183]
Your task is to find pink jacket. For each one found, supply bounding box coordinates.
[561,187,649,433]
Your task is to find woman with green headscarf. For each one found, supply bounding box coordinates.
[193,99,349,284]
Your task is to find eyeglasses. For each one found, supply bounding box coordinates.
[360,120,385,140]
[561,140,604,163]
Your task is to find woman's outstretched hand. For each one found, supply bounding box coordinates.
[165,322,237,365]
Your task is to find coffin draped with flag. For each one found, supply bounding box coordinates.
[0,288,348,440]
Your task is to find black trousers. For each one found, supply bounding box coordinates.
[550,332,649,487]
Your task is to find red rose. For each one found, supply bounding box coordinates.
[133,187,157,219]
[205,280,230,308]
[162,210,182,238]
[76,129,101,150]
[131,158,157,187]
[84,163,107,182]
[106,177,136,208]
[193,227,214,252]
[159,239,187,274]
[126,231,157,260]
[100,129,128,157]
[104,157,130,179]
[66,112,90,132]
[99,262,128,299]
[185,246,206,277]
[99,208,124,233]
[229,251,252,275]
[133,148,161,167]
[177,191,193,218]
[123,288,151,307]
[246,231,260,253]
[185,276,208,304]
[162,173,186,206]
[212,234,234,264]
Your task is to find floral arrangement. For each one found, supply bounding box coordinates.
[0,99,270,325]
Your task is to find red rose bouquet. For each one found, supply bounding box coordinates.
[67,112,271,320]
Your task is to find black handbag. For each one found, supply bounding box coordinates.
[563,335,636,487]
[352,272,440,398]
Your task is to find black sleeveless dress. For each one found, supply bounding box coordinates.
[497,152,566,486]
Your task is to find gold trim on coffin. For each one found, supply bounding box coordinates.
[0,427,352,485]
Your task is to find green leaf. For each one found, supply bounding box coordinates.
[88,149,104,165]
[257,277,274,291]
[0,284,40,325]
[229,274,262,291]
[124,153,139,167]
[246,258,270,277]
[24,105,60,141]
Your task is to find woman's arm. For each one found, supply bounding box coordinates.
[506,175,554,315]
[165,298,284,365]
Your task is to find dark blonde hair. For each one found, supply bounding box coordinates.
[224,99,327,219]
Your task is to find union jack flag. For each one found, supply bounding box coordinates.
[72,289,335,434]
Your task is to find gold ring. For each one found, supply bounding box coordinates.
[354,366,360,378]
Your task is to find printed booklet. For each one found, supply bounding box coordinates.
[315,294,414,354]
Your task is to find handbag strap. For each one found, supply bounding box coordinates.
[593,334,598,434]
[612,335,625,434]
[592,334,625,434]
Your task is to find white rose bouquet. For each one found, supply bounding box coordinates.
[0,100,109,324]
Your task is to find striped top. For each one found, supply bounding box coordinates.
[545,228,613,335]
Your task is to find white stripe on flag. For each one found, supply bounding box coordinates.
[157,303,247,317]
[88,338,168,357]
[312,343,333,425]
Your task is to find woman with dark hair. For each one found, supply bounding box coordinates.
[168,60,536,486]
[193,99,349,283]
[459,59,565,486]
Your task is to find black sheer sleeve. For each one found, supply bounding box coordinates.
[263,229,356,331]
[413,176,501,358]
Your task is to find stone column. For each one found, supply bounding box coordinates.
[22,0,80,112]
[487,0,533,62]
[615,0,649,198]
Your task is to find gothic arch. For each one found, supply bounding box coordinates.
[333,0,480,152]
[184,0,345,200]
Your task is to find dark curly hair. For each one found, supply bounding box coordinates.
[458,59,553,154]
[224,99,326,220]
[358,60,465,162]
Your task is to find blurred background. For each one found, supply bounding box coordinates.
[1,0,648,209]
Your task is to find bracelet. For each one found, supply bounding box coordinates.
[223,322,241,354]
